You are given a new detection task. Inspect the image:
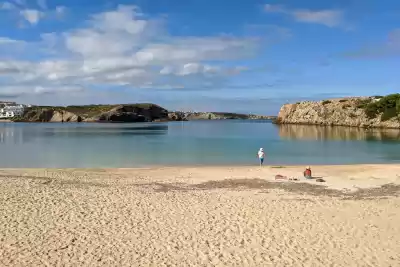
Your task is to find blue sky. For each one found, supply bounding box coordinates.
[0,0,399,114]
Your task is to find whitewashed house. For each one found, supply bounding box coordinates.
[0,103,25,118]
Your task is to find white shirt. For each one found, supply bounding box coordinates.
[258,151,265,159]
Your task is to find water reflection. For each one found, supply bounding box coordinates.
[41,124,169,138]
[0,126,24,144]
[278,124,400,141]
[0,123,169,144]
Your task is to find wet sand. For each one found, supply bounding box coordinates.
[1,165,400,266]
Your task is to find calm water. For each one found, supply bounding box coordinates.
[1,121,400,168]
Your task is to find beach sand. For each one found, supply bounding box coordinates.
[1,165,400,266]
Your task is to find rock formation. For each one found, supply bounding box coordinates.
[85,104,168,123]
[276,96,400,128]
[167,111,275,121]
[15,109,82,123]
[13,104,168,123]
[12,103,274,123]
[167,112,187,121]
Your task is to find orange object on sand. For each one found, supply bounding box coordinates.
[304,167,312,178]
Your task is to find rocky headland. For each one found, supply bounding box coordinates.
[11,104,274,123]
[167,111,274,121]
[276,94,400,129]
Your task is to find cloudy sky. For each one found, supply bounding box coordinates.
[0,0,399,114]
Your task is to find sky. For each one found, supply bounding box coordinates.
[0,0,399,115]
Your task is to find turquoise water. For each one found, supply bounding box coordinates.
[1,121,400,168]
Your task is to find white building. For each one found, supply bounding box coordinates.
[0,104,25,118]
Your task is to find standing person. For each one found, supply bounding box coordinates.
[257,148,265,166]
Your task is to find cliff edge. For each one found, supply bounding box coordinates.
[277,94,400,128]
[13,104,168,123]
[12,104,274,123]
[168,111,275,121]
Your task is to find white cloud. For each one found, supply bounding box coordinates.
[293,9,343,27]
[0,85,84,98]
[264,4,345,28]
[90,5,147,34]
[1,1,64,26]
[0,5,260,98]
[20,9,44,24]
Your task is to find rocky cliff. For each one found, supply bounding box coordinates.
[20,109,82,122]
[276,95,400,128]
[13,104,169,123]
[12,103,274,123]
[167,111,274,121]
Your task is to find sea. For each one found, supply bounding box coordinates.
[1,120,400,168]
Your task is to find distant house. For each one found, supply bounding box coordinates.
[0,103,25,118]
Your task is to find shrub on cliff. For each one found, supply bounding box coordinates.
[356,98,372,109]
[363,93,400,120]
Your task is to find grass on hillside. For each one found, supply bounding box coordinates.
[27,103,162,118]
[358,94,400,121]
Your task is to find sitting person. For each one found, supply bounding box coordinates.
[303,166,312,179]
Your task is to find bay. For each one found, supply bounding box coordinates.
[1,121,400,167]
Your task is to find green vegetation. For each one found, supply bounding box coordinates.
[361,94,400,121]
[339,99,348,103]
[24,103,163,119]
[355,98,372,109]
[322,100,331,105]
[64,104,119,117]
[213,112,249,119]
[10,116,22,122]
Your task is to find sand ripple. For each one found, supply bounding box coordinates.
[0,167,400,266]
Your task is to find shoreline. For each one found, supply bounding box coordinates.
[6,118,274,123]
[2,163,400,169]
[2,164,400,192]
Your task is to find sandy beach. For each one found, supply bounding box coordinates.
[1,165,400,266]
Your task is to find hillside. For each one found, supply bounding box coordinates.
[168,111,275,121]
[276,94,400,128]
[13,104,169,123]
[11,104,274,123]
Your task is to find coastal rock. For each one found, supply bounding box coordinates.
[168,112,188,121]
[13,104,168,123]
[277,97,400,128]
[20,108,54,122]
[171,112,275,121]
[13,109,82,122]
[50,111,82,122]
[85,104,168,122]
[12,103,273,123]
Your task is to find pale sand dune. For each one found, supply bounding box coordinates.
[1,165,400,266]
